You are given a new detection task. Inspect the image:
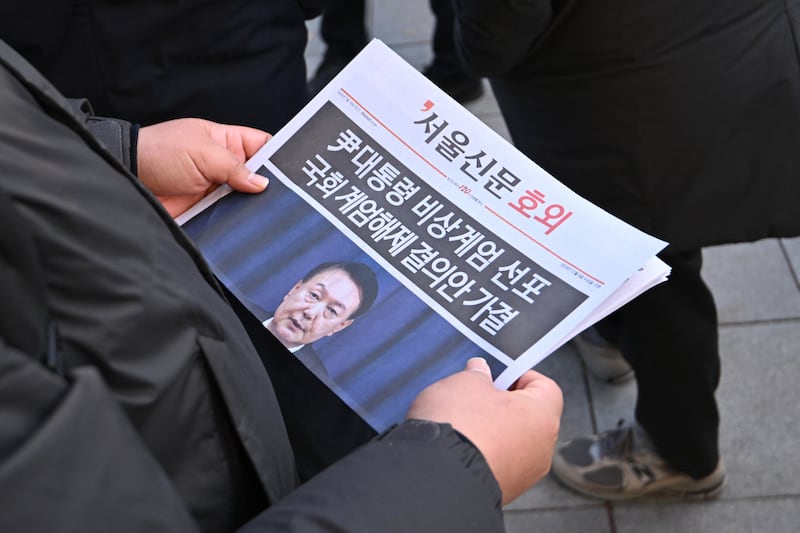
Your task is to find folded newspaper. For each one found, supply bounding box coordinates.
[178,39,670,431]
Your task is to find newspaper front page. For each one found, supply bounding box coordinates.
[179,40,669,430]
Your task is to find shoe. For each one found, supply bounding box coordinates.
[308,55,354,96]
[572,328,634,384]
[422,66,484,104]
[551,421,726,501]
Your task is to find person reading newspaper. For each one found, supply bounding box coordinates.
[0,38,563,532]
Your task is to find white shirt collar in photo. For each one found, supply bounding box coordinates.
[262,317,305,354]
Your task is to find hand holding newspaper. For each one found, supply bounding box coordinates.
[178,40,670,431]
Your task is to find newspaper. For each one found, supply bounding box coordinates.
[178,39,669,430]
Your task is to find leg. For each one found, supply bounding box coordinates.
[425,0,484,103]
[552,248,724,500]
[597,248,720,477]
[319,0,369,61]
[309,0,370,95]
[428,0,461,77]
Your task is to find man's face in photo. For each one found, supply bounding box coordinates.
[269,268,362,348]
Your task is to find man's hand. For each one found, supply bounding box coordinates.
[137,118,271,217]
[407,358,563,505]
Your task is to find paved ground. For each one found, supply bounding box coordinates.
[305,4,800,531]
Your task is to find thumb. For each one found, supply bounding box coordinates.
[197,140,269,193]
[226,164,270,193]
[465,357,493,380]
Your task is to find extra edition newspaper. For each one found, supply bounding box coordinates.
[178,40,670,431]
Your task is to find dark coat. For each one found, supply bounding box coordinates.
[454,0,800,250]
[261,312,330,378]
[0,39,503,532]
[0,0,322,132]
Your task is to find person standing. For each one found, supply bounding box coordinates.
[0,0,321,132]
[453,0,800,500]
[309,0,484,103]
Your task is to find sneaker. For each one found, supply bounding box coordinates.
[422,66,484,104]
[572,328,634,384]
[551,421,726,501]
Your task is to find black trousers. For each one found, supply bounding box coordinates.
[319,0,469,77]
[596,247,721,478]
[319,0,368,60]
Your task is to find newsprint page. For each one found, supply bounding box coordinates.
[178,39,670,431]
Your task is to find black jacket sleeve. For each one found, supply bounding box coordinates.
[452,0,553,76]
[65,98,137,173]
[0,183,199,532]
[241,420,504,532]
[0,345,505,533]
[0,348,202,533]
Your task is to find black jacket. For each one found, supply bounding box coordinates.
[0,0,323,132]
[454,0,800,249]
[0,39,503,533]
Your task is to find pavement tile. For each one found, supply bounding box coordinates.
[304,18,325,61]
[716,321,800,498]
[780,236,800,284]
[376,42,430,73]
[507,346,596,509]
[586,365,639,433]
[371,0,434,46]
[505,506,613,533]
[703,240,800,323]
[613,497,800,533]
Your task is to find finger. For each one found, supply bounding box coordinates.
[513,371,564,413]
[239,128,272,158]
[220,124,271,159]
[197,141,269,193]
[512,369,543,390]
[515,371,560,396]
[465,357,492,379]
[229,166,269,193]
